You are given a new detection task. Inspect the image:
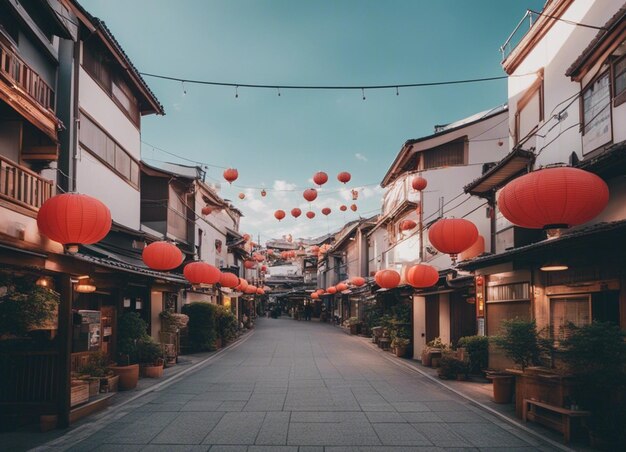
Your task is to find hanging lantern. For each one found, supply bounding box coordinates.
[313,171,328,186]
[142,241,183,271]
[337,172,351,184]
[336,282,349,292]
[310,245,320,254]
[261,189,267,197]
[243,234,251,242]
[238,193,245,200]
[375,269,401,289]
[316,289,325,295]
[306,211,315,219]
[274,209,286,221]
[219,271,240,288]
[339,205,347,212]
[245,285,257,294]
[303,188,318,202]
[74,277,97,293]
[350,204,358,212]
[291,208,302,218]
[201,206,212,215]
[236,278,249,291]
[406,264,439,288]
[428,218,478,263]
[412,176,428,191]
[267,249,274,256]
[311,292,319,300]
[244,260,257,269]
[350,276,366,287]
[460,235,485,261]
[223,168,238,184]
[327,286,337,294]
[400,219,417,231]
[351,189,359,200]
[256,287,265,295]
[498,167,609,230]
[184,261,221,285]
[37,193,112,253]
[322,207,331,216]
[254,253,265,262]
[261,265,268,272]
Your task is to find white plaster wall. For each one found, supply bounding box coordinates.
[438,293,451,345]
[194,191,235,268]
[413,295,426,359]
[0,208,63,254]
[150,291,163,340]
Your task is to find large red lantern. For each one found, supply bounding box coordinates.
[245,285,257,294]
[291,208,302,218]
[311,292,319,300]
[322,207,331,216]
[428,218,478,263]
[244,260,257,269]
[337,172,351,184]
[340,205,347,212]
[142,241,183,271]
[37,193,112,253]
[303,188,318,202]
[460,235,485,261]
[498,167,609,230]
[219,272,240,288]
[375,269,401,289]
[184,261,221,285]
[223,168,238,184]
[412,176,428,191]
[351,276,366,287]
[406,264,439,288]
[400,219,417,231]
[201,206,212,215]
[274,209,286,221]
[236,278,249,291]
[306,211,315,219]
[313,171,328,186]
[336,283,349,292]
[327,286,337,294]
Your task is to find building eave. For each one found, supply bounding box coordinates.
[463,148,535,198]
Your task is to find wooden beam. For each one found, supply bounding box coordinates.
[56,274,73,428]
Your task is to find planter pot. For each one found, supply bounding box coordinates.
[395,346,407,358]
[109,364,139,390]
[100,374,119,393]
[349,324,358,335]
[141,363,164,378]
[421,348,441,367]
[489,375,514,404]
[70,381,89,407]
[82,378,100,397]
[431,357,441,368]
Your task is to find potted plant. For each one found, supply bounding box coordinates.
[391,337,410,357]
[421,337,447,367]
[438,354,468,380]
[137,338,164,378]
[109,312,147,390]
[215,306,237,348]
[346,317,360,335]
[457,335,489,376]
[77,351,114,395]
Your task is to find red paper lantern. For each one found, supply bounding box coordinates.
[337,172,351,184]
[327,286,337,294]
[261,265,268,272]
[291,208,302,218]
[223,168,238,184]
[311,292,319,299]
[261,189,267,197]
[340,205,347,212]
[267,249,274,256]
[142,241,183,271]
[350,204,357,212]
[350,276,366,287]
[400,219,417,231]
[460,235,485,261]
[245,285,257,294]
[498,167,609,229]
[219,272,240,288]
[406,264,439,288]
[316,289,325,295]
[412,176,428,191]
[313,171,328,186]
[237,278,248,291]
[184,261,221,285]
[428,218,478,262]
[238,193,245,200]
[243,234,251,242]
[375,269,401,289]
[37,193,112,252]
[274,209,286,221]
[306,211,315,219]
[322,207,331,216]
[201,206,212,215]
[254,253,265,262]
[303,188,318,202]
[336,283,349,292]
[256,287,265,295]
[244,260,257,269]
[309,245,320,254]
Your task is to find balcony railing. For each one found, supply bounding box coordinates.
[500,10,536,61]
[0,43,55,111]
[0,155,54,211]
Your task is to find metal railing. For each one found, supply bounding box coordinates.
[500,10,536,61]
[0,351,59,406]
[0,42,55,111]
[0,155,54,211]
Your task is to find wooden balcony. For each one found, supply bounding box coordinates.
[0,42,54,111]
[0,155,54,211]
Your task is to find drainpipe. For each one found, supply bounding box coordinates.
[488,193,497,254]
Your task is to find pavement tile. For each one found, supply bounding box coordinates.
[287,421,381,446]
[217,401,248,411]
[203,412,266,445]
[364,411,407,423]
[451,422,532,448]
[391,401,431,412]
[423,400,472,412]
[371,423,432,446]
[208,446,248,452]
[255,411,290,445]
[411,423,468,447]
[151,411,225,444]
[399,412,444,423]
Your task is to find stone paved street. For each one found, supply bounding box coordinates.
[51,318,561,451]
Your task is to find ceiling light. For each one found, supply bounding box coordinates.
[540,264,569,272]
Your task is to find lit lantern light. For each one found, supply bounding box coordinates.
[236,278,248,291]
[274,209,286,221]
[37,193,112,253]
[311,292,319,299]
[400,219,417,231]
[336,283,349,292]
[350,204,358,212]
[201,206,212,215]
[238,193,245,200]
[412,176,428,191]
[306,211,316,219]
[291,208,302,218]
[303,188,318,202]
[498,167,609,230]
[184,261,221,285]
[223,168,238,184]
[219,271,240,288]
[459,235,485,261]
[322,207,331,216]
[327,286,337,294]
[256,287,265,295]
[350,276,366,287]
[244,260,257,269]
[428,218,478,264]
[375,269,401,289]
[406,264,439,288]
[142,241,183,271]
[313,171,328,186]
[261,189,267,197]
[74,277,97,293]
[337,172,351,184]
[340,205,347,212]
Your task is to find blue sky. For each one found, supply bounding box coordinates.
[81,0,544,243]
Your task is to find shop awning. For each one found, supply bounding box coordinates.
[464,148,535,198]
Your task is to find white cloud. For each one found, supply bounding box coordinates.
[355,153,368,162]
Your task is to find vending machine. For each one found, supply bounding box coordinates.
[72,310,102,352]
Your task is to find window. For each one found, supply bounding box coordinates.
[550,295,590,342]
[582,72,611,154]
[421,139,466,170]
[486,301,530,336]
[515,72,544,145]
[79,112,139,188]
[613,54,626,106]
[487,282,530,302]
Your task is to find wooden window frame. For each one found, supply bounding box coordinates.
[514,69,544,145]
[580,69,613,154]
[612,52,626,107]
[418,137,468,171]
[549,294,591,343]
